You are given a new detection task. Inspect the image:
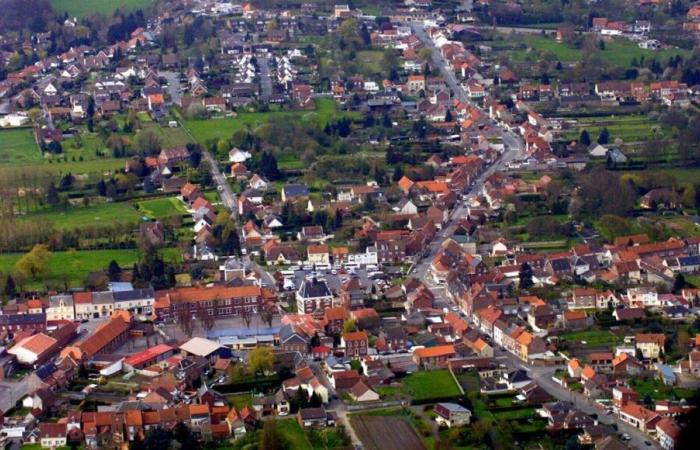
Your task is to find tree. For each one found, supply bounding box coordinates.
[241,308,252,328]
[518,263,533,289]
[260,304,275,328]
[597,214,632,242]
[4,275,16,299]
[673,273,688,294]
[343,318,358,333]
[249,347,274,376]
[259,419,284,450]
[597,127,610,145]
[135,128,162,155]
[15,244,51,281]
[579,130,591,146]
[108,260,122,281]
[46,182,60,207]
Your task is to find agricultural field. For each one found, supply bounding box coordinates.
[51,0,152,17]
[137,196,189,219]
[376,369,461,400]
[0,248,179,288]
[0,128,42,165]
[19,201,143,230]
[351,415,426,450]
[561,114,663,143]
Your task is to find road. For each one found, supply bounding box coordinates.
[409,23,659,449]
[409,23,524,286]
[161,70,182,106]
[258,57,273,100]
[179,120,238,217]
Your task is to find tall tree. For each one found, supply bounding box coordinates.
[518,263,534,289]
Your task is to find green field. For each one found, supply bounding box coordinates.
[0,128,42,165]
[51,0,152,17]
[183,98,359,143]
[0,158,128,180]
[138,197,188,219]
[560,329,619,348]
[376,369,461,400]
[562,115,663,143]
[519,35,689,67]
[0,248,180,288]
[276,419,313,450]
[629,378,695,401]
[623,168,700,185]
[19,202,142,230]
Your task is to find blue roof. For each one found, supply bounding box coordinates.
[207,326,280,339]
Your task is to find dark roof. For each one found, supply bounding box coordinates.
[299,407,326,420]
[283,184,310,197]
[298,278,332,299]
[0,313,46,326]
[113,288,155,302]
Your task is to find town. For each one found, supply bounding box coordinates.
[0,0,699,449]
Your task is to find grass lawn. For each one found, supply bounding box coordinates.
[51,0,152,17]
[629,378,696,401]
[0,128,41,165]
[19,202,142,230]
[0,158,128,180]
[138,196,188,219]
[519,35,689,67]
[377,369,461,400]
[227,393,252,410]
[625,168,700,185]
[560,329,619,348]
[183,98,358,143]
[276,419,313,450]
[492,407,535,420]
[0,249,141,288]
[493,396,516,408]
[355,50,386,73]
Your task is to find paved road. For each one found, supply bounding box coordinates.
[161,70,182,106]
[409,23,524,286]
[179,120,238,217]
[410,23,659,449]
[258,57,273,100]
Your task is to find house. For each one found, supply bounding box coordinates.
[342,331,368,358]
[282,184,310,202]
[297,407,333,428]
[613,308,645,322]
[635,333,666,360]
[40,423,67,449]
[618,403,661,432]
[412,345,455,368]
[434,403,471,427]
[350,381,380,402]
[307,244,330,265]
[656,417,681,450]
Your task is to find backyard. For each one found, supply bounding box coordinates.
[137,196,189,219]
[376,369,462,401]
[559,329,620,348]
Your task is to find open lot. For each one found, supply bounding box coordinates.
[183,98,359,143]
[628,378,696,401]
[0,247,180,288]
[559,329,620,348]
[376,369,461,400]
[137,196,188,219]
[19,202,143,230]
[276,419,313,450]
[0,128,42,165]
[51,0,152,17]
[517,35,690,67]
[351,415,426,450]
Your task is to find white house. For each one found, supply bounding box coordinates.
[229,148,252,163]
[0,112,29,127]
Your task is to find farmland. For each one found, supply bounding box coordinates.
[351,415,426,450]
[0,128,42,165]
[18,202,143,230]
[561,114,663,143]
[51,0,153,17]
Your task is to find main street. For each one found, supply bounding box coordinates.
[409,23,659,449]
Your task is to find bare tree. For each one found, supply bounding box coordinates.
[198,304,215,331]
[260,303,275,328]
[177,307,194,337]
[241,308,252,328]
